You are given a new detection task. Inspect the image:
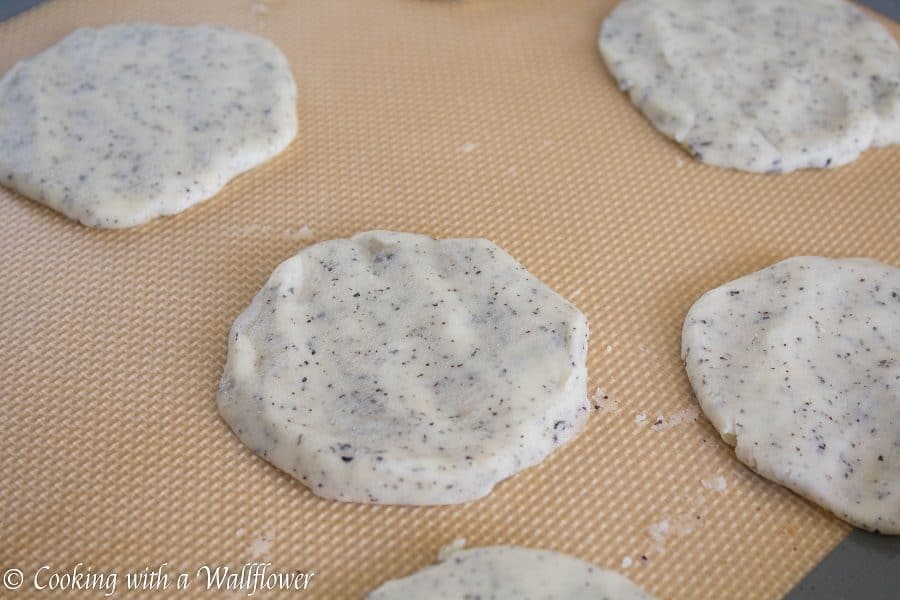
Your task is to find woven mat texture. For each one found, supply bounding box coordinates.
[1,1,898,598]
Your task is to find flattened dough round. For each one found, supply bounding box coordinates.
[218,231,589,505]
[367,545,653,600]
[599,0,900,173]
[0,23,297,227]
[682,257,900,533]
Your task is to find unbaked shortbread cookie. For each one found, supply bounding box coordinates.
[682,257,900,533]
[599,0,900,173]
[0,23,297,227]
[367,545,653,600]
[218,231,589,505]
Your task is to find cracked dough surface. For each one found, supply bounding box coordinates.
[599,0,900,173]
[218,231,589,505]
[0,22,297,227]
[682,257,900,533]
[367,545,653,600]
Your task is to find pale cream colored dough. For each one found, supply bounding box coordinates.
[367,545,654,600]
[0,23,297,227]
[600,0,900,173]
[218,231,590,505]
[683,257,900,533]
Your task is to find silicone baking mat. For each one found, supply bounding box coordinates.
[1,1,897,598]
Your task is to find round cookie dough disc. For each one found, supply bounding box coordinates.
[367,545,653,600]
[0,23,297,227]
[682,257,900,533]
[599,0,900,173]
[218,231,590,505]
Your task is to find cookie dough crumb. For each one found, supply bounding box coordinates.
[701,476,727,493]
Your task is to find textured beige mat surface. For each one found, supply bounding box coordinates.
[1,1,898,598]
